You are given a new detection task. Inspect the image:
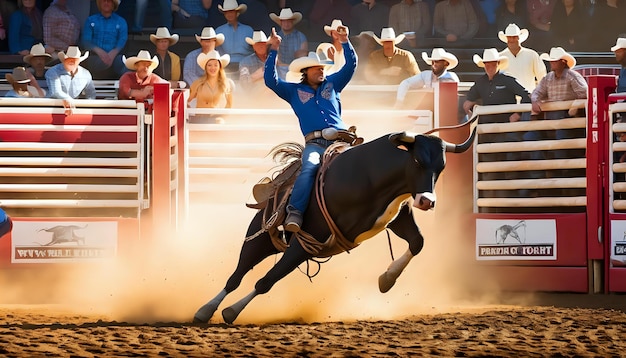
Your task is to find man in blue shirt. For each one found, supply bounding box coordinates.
[81,0,127,79]
[612,38,626,93]
[46,46,96,116]
[216,0,253,71]
[264,25,357,232]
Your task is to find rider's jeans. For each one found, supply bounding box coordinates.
[288,140,330,212]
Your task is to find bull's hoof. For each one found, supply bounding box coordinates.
[222,307,238,324]
[378,272,397,293]
[193,302,219,323]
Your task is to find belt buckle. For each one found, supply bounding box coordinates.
[321,127,338,140]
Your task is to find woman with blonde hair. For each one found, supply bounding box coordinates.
[188,50,235,108]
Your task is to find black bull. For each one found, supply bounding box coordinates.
[194,129,476,324]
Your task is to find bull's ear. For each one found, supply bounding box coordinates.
[389,132,416,146]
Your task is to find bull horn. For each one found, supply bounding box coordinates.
[425,111,479,135]
[444,122,477,153]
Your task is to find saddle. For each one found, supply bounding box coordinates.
[245,136,360,256]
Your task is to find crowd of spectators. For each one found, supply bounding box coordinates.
[1,0,625,56]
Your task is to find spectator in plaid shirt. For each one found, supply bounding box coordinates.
[43,0,80,56]
[81,0,127,79]
[269,8,308,80]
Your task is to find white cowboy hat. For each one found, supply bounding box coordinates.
[498,23,529,43]
[23,43,52,64]
[540,47,576,68]
[316,43,334,59]
[150,27,179,46]
[5,67,30,84]
[324,19,346,36]
[195,27,225,46]
[473,48,509,71]
[373,27,405,46]
[123,50,159,70]
[245,30,269,45]
[218,0,247,13]
[58,46,89,62]
[286,51,333,82]
[269,8,302,25]
[421,48,458,70]
[611,38,626,52]
[197,50,230,69]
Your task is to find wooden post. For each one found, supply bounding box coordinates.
[151,83,173,240]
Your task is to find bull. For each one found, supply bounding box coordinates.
[193,126,476,324]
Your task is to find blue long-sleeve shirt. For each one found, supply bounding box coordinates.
[215,22,253,64]
[45,63,96,100]
[9,10,40,54]
[264,41,357,136]
[82,12,127,52]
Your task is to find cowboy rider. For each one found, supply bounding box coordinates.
[264,25,357,232]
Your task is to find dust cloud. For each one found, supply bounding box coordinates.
[0,189,520,325]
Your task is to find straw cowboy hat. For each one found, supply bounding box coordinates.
[5,67,30,84]
[373,27,405,45]
[218,0,247,13]
[540,47,576,68]
[58,46,89,62]
[324,19,347,36]
[473,48,509,71]
[150,27,179,46]
[422,48,458,70]
[195,27,225,46]
[197,50,230,69]
[123,50,159,70]
[269,8,302,25]
[611,38,626,52]
[245,30,268,45]
[288,51,333,73]
[498,23,529,43]
[23,43,51,64]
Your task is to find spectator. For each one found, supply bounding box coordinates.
[589,1,626,51]
[498,23,546,93]
[132,0,171,34]
[43,0,80,56]
[475,0,501,37]
[5,66,45,98]
[188,50,235,108]
[350,0,389,36]
[433,0,479,43]
[496,0,528,31]
[269,8,308,80]
[308,0,352,43]
[45,46,96,116]
[388,0,431,48]
[395,48,459,109]
[9,0,44,55]
[526,0,556,53]
[183,27,225,86]
[315,19,348,76]
[216,0,253,70]
[350,30,377,83]
[82,0,127,79]
[118,50,168,102]
[523,47,588,178]
[23,42,51,80]
[171,0,211,29]
[237,0,273,35]
[463,48,531,185]
[264,25,357,232]
[150,27,182,82]
[239,30,270,94]
[550,0,590,51]
[0,11,6,52]
[364,27,420,85]
[612,38,626,93]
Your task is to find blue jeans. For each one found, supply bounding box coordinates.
[133,0,172,32]
[288,139,329,213]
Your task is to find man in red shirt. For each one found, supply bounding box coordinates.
[118,50,167,102]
